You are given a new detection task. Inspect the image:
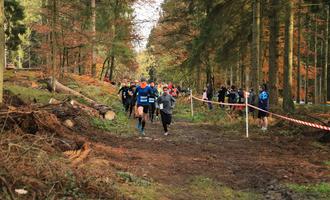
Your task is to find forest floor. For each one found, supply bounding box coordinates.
[1,70,330,200]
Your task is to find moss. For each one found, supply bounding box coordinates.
[4,84,68,104]
[287,183,330,199]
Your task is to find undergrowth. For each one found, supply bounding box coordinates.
[287,183,330,199]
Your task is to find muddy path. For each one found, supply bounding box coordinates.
[72,116,330,197]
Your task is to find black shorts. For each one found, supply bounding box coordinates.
[137,104,149,113]
[258,110,269,118]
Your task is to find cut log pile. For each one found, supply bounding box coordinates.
[46,78,116,121]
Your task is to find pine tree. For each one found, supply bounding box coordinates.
[268,0,280,105]
[0,0,4,104]
[283,0,295,112]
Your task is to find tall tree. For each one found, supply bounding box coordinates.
[91,0,96,77]
[0,0,4,104]
[323,4,329,103]
[296,0,302,103]
[268,0,280,105]
[314,14,318,104]
[305,13,311,104]
[51,0,57,91]
[283,0,295,112]
[252,0,260,90]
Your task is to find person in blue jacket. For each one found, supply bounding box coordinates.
[258,83,270,131]
[134,77,152,135]
[148,80,159,123]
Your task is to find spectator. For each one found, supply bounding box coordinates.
[217,85,227,108]
[227,85,238,110]
[258,84,270,131]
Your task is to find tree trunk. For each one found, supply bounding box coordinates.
[236,50,240,86]
[99,57,108,80]
[305,15,310,105]
[108,55,115,81]
[252,0,260,91]
[283,0,294,112]
[305,49,309,104]
[259,1,264,84]
[0,0,4,104]
[51,0,57,92]
[196,64,201,91]
[91,0,96,77]
[323,5,329,103]
[320,38,323,101]
[268,0,280,105]
[314,15,318,104]
[296,0,302,104]
[78,47,82,75]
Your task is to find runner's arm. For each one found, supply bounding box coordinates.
[133,87,139,97]
[118,87,123,94]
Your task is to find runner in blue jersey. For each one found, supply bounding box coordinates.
[134,77,152,135]
[258,83,269,131]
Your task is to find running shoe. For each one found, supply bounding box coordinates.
[164,132,169,136]
[140,129,145,136]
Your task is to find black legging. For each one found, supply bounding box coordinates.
[129,100,136,117]
[149,103,156,122]
[124,98,131,112]
[160,111,171,133]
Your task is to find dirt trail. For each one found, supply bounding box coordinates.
[76,117,330,197]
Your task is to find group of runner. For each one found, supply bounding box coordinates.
[118,78,270,135]
[118,78,178,136]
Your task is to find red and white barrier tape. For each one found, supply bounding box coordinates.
[191,96,245,107]
[247,104,330,131]
[191,95,330,131]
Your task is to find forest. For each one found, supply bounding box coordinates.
[0,0,329,199]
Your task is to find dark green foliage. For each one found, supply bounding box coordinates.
[4,0,26,51]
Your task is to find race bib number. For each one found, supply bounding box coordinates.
[159,103,164,110]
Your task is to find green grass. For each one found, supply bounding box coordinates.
[296,104,330,114]
[63,80,132,136]
[287,183,330,199]
[174,100,244,126]
[117,171,152,187]
[90,112,133,137]
[4,84,68,104]
[115,171,162,200]
[324,161,330,166]
[116,175,262,200]
[182,176,262,200]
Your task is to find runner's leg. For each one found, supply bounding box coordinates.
[160,111,168,133]
[150,103,156,122]
[140,106,149,134]
[136,106,143,130]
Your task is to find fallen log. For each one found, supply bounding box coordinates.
[45,78,116,120]
[70,99,99,117]
[46,78,94,104]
